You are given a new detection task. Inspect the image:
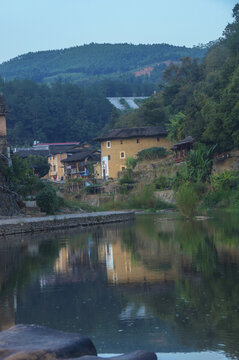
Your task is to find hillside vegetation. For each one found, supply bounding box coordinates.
[0,43,205,86]
[111,4,239,152]
[0,78,113,145]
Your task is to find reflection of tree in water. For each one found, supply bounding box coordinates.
[0,235,62,330]
[126,215,239,359]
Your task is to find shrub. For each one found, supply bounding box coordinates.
[119,170,135,185]
[210,171,239,191]
[127,184,171,210]
[137,147,167,161]
[126,157,137,169]
[36,186,59,214]
[202,189,230,208]
[154,175,172,190]
[176,183,199,218]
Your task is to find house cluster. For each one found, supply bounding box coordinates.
[0,93,197,182]
[16,142,100,181]
[15,125,177,181]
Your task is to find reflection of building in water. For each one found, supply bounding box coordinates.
[45,240,101,285]
[54,246,72,274]
[100,242,179,284]
[54,241,96,275]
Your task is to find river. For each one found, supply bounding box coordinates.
[0,213,238,359]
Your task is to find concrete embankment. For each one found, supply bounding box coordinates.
[0,211,135,237]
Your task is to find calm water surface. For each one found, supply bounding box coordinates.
[0,213,239,359]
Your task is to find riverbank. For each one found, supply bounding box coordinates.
[0,210,135,236]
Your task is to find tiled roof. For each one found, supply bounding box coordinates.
[61,149,100,163]
[16,149,49,158]
[171,136,194,150]
[49,145,78,155]
[94,126,167,141]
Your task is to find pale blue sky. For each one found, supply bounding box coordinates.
[0,0,237,63]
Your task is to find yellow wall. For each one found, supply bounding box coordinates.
[101,136,172,179]
[48,153,67,181]
[94,162,101,179]
[0,115,6,136]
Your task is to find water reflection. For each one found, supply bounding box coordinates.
[0,213,239,358]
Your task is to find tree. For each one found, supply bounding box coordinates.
[26,155,50,178]
[186,143,216,183]
[167,112,186,141]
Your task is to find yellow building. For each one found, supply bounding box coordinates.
[95,126,172,179]
[61,147,100,179]
[47,143,80,181]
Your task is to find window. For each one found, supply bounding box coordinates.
[121,166,126,171]
[136,139,140,143]
[53,155,55,160]
[108,155,111,160]
[120,140,123,144]
[107,141,111,148]
[53,165,56,171]
[157,137,160,142]
[120,152,125,159]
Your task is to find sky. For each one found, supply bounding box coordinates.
[0,0,238,64]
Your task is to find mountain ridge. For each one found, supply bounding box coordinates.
[0,43,206,85]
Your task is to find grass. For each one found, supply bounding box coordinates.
[176,183,199,218]
[63,184,174,213]
[62,197,99,212]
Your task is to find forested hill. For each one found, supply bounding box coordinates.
[0,78,113,146]
[110,4,239,152]
[0,43,206,85]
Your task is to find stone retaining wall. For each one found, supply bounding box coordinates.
[0,211,135,237]
[154,190,175,204]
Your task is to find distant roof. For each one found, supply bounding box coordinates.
[94,126,167,141]
[36,142,80,146]
[49,144,78,155]
[0,94,8,116]
[171,136,194,150]
[16,149,49,158]
[61,149,100,163]
[66,146,96,154]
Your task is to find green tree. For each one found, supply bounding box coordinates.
[167,112,186,141]
[186,143,216,182]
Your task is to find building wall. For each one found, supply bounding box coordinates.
[100,136,172,179]
[0,115,7,160]
[48,153,67,181]
[94,162,101,179]
[0,115,6,137]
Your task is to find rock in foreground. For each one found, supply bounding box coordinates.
[0,324,97,359]
[0,325,157,360]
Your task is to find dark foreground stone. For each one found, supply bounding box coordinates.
[0,324,97,359]
[77,351,157,360]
